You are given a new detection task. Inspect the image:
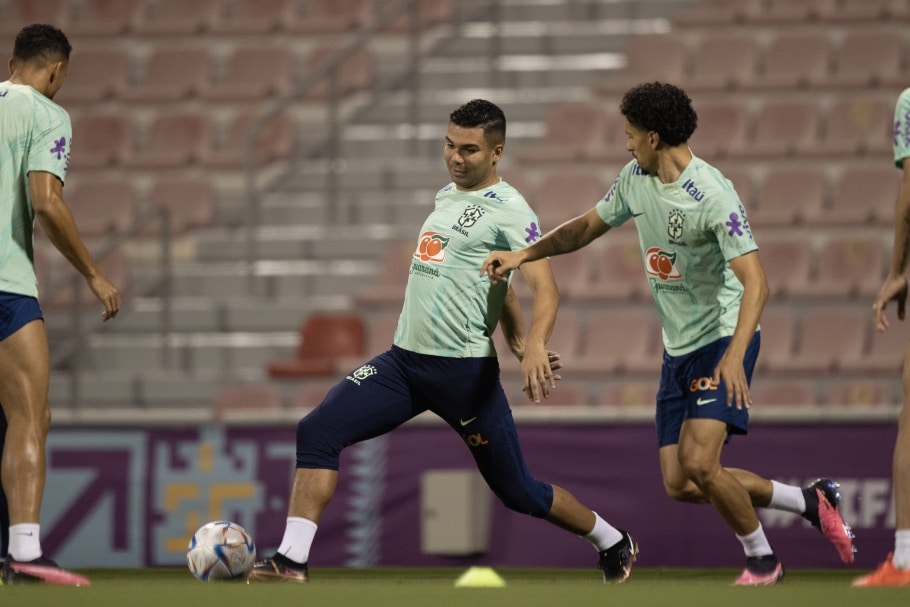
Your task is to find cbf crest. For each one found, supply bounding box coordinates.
[668,209,685,241]
[458,205,485,228]
[347,364,378,386]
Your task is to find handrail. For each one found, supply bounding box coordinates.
[46,204,173,409]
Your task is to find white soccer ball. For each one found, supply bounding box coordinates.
[187,520,257,581]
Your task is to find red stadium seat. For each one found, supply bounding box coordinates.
[213,0,293,34]
[352,239,413,306]
[516,103,609,164]
[533,172,608,231]
[0,0,69,35]
[67,0,141,36]
[749,378,817,407]
[66,179,137,237]
[755,306,798,372]
[205,46,294,102]
[214,383,284,418]
[595,33,689,96]
[576,307,661,374]
[595,380,658,408]
[688,35,759,92]
[132,0,220,35]
[121,112,212,169]
[749,166,827,227]
[288,0,373,34]
[267,313,366,378]
[205,111,296,169]
[743,0,835,23]
[304,46,375,100]
[757,236,812,299]
[68,113,131,169]
[828,166,900,226]
[824,379,896,407]
[828,31,903,89]
[792,235,885,298]
[582,231,651,301]
[732,100,821,158]
[688,101,750,160]
[145,178,216,235]
[54,49,130,104]
[787,306,869,374]
[124,48,213,102]
[745,33,832,90]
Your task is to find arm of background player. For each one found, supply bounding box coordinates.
[873,160,910,331]
[29,170,121,320]
[498,285,526,359]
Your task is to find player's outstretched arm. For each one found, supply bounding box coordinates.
[29,171,121,320]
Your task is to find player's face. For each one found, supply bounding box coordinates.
[444,123,503,191]
[623,117,657,172]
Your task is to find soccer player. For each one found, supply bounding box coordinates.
[853,86,910,588]
[480,82,856,585]
[246,99,638,584]
[0,24,121,586]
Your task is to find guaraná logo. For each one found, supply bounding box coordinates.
[414,231,450,263]
[644,246,682,281]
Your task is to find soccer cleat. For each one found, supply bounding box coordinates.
[245,553,310,583]
[1,555,91,586]
[598,529,638,583]
[852,554,910,587]
[734,554,784,586]
[801,478,856,564]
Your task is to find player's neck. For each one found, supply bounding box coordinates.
[653,146,692,185]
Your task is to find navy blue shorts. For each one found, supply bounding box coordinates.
[0,292,43,342]
[295,345,554,517]
[655,332,760,448]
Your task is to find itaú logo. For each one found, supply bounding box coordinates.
[414,231,450,263]
[644,247,682,281]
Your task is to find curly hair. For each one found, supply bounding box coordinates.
[620,82,697,146]
[449,99,506,144]
[13,24,71,65]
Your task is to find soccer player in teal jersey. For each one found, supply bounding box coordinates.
[247,99,638,584]
[855,87,910,588]
[482,82,856,585]
[0,24,120,586]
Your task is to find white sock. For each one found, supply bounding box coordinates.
[736,524,774,558]
[767,480,806,514]
[277,517,318,564]
[9,524,41,561]
[893,529,910,570]
[583,512,624,551]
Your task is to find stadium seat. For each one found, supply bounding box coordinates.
[267,313,366,378]
[688,100,750,160]
[68,113,131,169]
[205,111,296,169]
[688,35,759,92]
[204,46,294,102]
[672,0,743,26]
[575,307,660,374]
[816,96,894,158]
[516,103,608,164]
[749,378,817,407]
[124,48,213,102]
[214,383,284,418]
[828,166,900,226]
[745,32,832,90]
[819,0,901,22]
[0,0,68,35]
[792,235,886,298]
[497,309,583,376]
[851,322,908,374]
[383,0,456,31]
[352,240,413,306]
[510,381,590,407]
[43,245,131,308]
[213,0,293,34]
[828,31,904,88]
[582,231,651,301]
[132,0,220,35]
[291,381,338,412]
[595,380,658,408]
[732,100,821,158]
[287,0,373,34]
[595,33,689,96]
[533,172,608,231]
[743,0,835,23]
[756,236,812,299]
[748,166,827,227]
[304,46,375,100]
[54,49,131,104]
[67,0,141,36]
[823,379,896,407]
[144,177,216,236]
[66,179,137,237]
[121,112,212,169]
[755,305,798,373]
[787,306,869,374]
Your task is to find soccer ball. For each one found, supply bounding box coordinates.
[186,520,257,581]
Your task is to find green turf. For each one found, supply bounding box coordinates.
[2,568,906,607]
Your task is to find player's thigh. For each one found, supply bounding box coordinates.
[0,319,49,418]
[677,418,728,472]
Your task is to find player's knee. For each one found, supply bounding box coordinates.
[679,454,717,486]
[294,416,341,470]
[662,477,701,502]
[491,480,551,518]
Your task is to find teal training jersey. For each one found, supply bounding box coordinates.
[394,179,542,357]
[0,81,72,298]
[596,155,759,356]
[894,87,910,168]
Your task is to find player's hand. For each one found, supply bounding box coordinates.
[714,355,750,410]
[872,274,908,332]
[87,273,120,321]
[480,250,524,283]
[520,348,561,403]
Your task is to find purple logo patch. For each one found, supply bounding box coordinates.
[726,212,744,236]
[525,222,541,243]
[50,136,67,159]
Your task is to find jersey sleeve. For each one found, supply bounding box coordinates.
[706,186,758,261]
[27,105,72,184]
[498,196,544,250]
[894,88,910,168]
[595,161,636,227]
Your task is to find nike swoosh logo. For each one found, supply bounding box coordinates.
[696,398,716,406]
[459,417,477,426]
[631,212,644,217]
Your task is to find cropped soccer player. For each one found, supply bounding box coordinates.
[854,87,910,588]
[247,99,638,584]
[0,24,120,586]
[481,82,856,585]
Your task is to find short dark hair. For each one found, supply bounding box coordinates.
[620,82,697,146]
[13,24,72,65]
[449,99,506,144]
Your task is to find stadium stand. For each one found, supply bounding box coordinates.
[267,313,366,378]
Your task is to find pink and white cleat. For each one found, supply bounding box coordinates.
[734,555,784,586]
[1,556,91,586]
[802,478,856,564]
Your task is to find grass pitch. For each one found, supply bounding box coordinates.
[2,567,906,607]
